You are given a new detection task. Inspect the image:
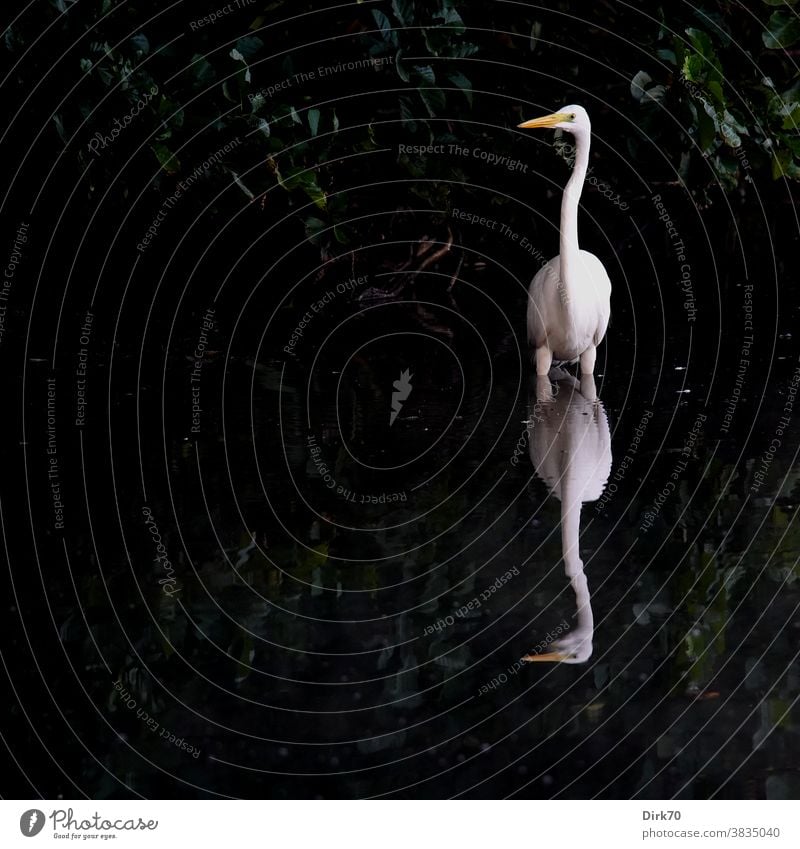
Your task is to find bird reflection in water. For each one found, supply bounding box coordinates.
[523,371,611,664]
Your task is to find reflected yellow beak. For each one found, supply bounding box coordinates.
[522,651,569,663]
[518,112,569,129]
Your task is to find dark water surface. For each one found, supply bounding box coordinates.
[10,263,796,800]
[5,0,800,804]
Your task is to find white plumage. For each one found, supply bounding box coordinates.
[519,105,611,376]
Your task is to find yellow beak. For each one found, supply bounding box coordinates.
[522,650,568,663]
[518,112,569,130]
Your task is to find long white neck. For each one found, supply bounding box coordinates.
[560,129,590,294]
[560,475,583,580]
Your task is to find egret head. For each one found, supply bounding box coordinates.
[523,629,593,665]
[518,104,590,137]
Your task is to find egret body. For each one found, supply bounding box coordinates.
[519,105,611,376]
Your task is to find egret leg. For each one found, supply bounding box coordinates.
[535,374,554,403]
[535,345,552,376]
[579,345,596,376]
[580,375,597,403]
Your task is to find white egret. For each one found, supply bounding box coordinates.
[523,373,611,663]
[518,105,611,376]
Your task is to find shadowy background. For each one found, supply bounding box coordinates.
[1,0,799,799]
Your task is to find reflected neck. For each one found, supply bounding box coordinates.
[561,478,593,635]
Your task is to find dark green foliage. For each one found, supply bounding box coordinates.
[629,2,800,192]
[4,1,798,252]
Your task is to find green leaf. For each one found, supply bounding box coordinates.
[391,0,414,26]
[720,120,741,148]
[399,96,417,131]
[434,3,466,35]
[308,108,320,136]
[530,21,542,51]
[682,53,705,84]
[696,106,717,150]
[395,49,410,82]
[97,66,114,86]
[304,216,327,244]
[419,86,445,117]
[189,54,215,88]
[52,114,66,142]
[130,33,149,55]
[414,64,435,85]
[763,10,800,48]
[706,80,726,109]
[449,42,480,58]
[151,143,179,174]
[447,71,472,106]
[280,168,327,210]
[157,97,183,128]
[781,104,800,128]
[372,9,397,45]
[782,133,800,155]
[684,27,722,84]
[685,28,714,60]
[772,148,800,179]
[222,79,239,102]
[228,168,255,201]
[631,70,653,101]
[723,109,747,134]
[235,36,264,60]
